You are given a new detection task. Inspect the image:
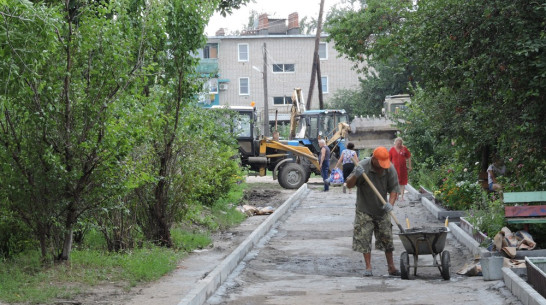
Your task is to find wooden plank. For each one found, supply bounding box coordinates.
[505,205,546,217]
[503,191,546,203]
[505,217,546,224]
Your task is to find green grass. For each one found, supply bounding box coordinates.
[0,181,248,304]
[171,228,212,252]
[0,246,186,303]
[212,182,247,230]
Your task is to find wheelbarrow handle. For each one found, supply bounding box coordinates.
[360,170,406,233]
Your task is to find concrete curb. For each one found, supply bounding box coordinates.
[447,221,489,258]
[503,268,546,305]
[407,184,487,257]
[177,184,309,305]
[420,195,467,221]
[407,184,446,218]
[409,185,546,305]
[409,184,545,304]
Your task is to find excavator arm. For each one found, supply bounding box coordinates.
[259,139,319,170]
[326,122,351,147]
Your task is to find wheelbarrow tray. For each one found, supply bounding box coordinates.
[398,227,450,255]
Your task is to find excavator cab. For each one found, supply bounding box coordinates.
[210,105,259,168]
[293,109,350,156]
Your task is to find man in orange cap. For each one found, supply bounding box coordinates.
[346,146,400,277]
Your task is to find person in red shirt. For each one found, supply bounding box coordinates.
[389,137,412,201]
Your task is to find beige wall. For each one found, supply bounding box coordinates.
[210,35,362,119]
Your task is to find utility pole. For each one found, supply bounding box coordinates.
[316,52,324,109]
[262,42,270,137]
[306,0,326,109]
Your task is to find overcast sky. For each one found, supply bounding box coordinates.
[205,0,350,36]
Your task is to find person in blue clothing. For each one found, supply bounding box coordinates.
[319,139,331,192]
[335,142,359,193]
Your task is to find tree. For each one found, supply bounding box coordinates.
[326,59,412,117]
[299,16,317,35]
[0,0,249,261]
[129,0,247,248]
[324,0,413,74]
[399,0,545,170]
[216,0,251,17]
[324,0,546,189]
[0,0,153,260]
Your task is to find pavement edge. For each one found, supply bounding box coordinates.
[177,183,309,305]
[407,185,546,305]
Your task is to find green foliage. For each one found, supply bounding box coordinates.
[0,246,185,303]
[0,0,161,260]
[324,0,412,72]
[171,228,211,252]
[0,176,247,303]
[327,0,546,210]
[528,224,546,249]
[326,59,411,118]
[216,0,251,17]
[433,163,485,211]
[131,103,243,245]
[118,247,181,285]
[0,0,250,261]
[466,198,506,238]
[209,182,247,230]
[412,163,443,192]
[78,228,108,251]
[0,209,35,258]
[398,0,546,184]
[499,158,546,192]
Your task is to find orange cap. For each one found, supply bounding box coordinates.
[373,146,391,169]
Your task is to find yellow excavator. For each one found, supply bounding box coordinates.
[235,88,351,189]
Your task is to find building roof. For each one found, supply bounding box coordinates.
[207,34,329,40]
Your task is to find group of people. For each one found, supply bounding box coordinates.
[318,135,508,277]
[320,137,412,199]
[317,137,412,276]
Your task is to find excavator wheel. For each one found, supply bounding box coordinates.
[278,163,306,189]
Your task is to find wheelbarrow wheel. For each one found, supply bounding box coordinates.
[441,251,450,280]
[400,251,410,280]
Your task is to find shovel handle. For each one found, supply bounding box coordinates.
[360,171,405,233]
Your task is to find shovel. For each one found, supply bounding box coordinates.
[360,171,406,233]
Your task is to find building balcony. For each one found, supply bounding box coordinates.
[197,58,218,75]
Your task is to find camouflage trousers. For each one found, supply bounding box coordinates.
[352,209,394,253]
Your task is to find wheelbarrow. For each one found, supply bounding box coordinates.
[398,227,451,280]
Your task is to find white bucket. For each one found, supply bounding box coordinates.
[481,256,504,280]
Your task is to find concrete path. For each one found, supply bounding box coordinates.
[203,183,521,305]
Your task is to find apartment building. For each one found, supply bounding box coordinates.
[197,12,361,123]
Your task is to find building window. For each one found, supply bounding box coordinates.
[272,64,295,73]
[319,42,328,60]
[203,43,218,59]
[238,44,249,62]
[321,76,328,93]
[273,96,293,105]
[207,78,218,94]
[239,77,249,95]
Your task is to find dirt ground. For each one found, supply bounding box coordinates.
[43,176,521,305]
[205,179,522,305]
[46,175,295,305]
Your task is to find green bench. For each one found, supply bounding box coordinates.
[504,191,546,231]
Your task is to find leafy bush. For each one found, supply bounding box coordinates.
[433,164,485,211]
[466,198,506,238]
[0,210,35,259]
[499,158,546,192]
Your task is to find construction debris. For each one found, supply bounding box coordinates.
[239,205,275,216]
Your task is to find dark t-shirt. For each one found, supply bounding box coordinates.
[353,158,400,216]
[321,145,331,169]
